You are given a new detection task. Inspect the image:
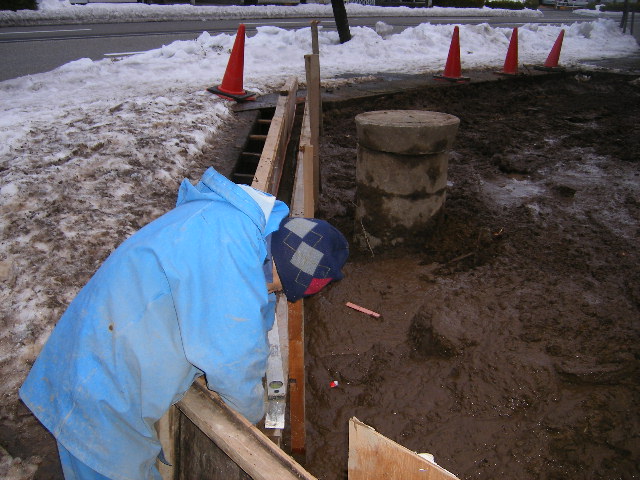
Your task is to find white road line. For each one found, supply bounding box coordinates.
[0,28,92,35]
[104,51,147,57]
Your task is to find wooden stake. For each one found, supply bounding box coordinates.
[288,300,306,454]
[304,54,321,201]
[310,20,320,55]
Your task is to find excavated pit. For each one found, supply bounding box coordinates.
[302,71,640,480]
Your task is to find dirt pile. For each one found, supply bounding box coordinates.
[304,72,640,479]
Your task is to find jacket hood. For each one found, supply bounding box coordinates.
[176,167,288,236]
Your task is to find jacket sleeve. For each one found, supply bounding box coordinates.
[166,206,271,424]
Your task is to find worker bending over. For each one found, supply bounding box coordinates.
[20,167,349,480]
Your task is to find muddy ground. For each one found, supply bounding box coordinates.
[303,71,640,479]
[6,71,639,480]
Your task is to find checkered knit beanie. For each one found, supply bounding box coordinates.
[271,217,349,302]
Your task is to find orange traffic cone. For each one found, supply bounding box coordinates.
[496,28,521,76]
[535,30,566,71]
[207,24,255,102]
[434,26,470,83]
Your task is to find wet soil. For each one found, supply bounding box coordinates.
[303,71,640,480]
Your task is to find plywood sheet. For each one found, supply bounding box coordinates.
[348,418,460,480]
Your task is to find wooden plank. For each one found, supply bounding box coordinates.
[252,93,287,194]
[278,77,299,195]
[310,20,320,55]
[286,96,316,454]
[306,28,323,136]
[287,113,313,452]
[304,55,321,202]
[252,77,299,195]
[290,146,306,219]
[291,100,313,219]
[299,99,312,148]
[176,379,316,480]
[178,411,251,480]
[301,144,315,218]
[287,299,306,454]
[249,134,268,142]
[233,173,256,183]
[348,418,460,480]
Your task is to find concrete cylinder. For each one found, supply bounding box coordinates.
[354,110,460,249]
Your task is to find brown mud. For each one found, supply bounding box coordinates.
[303,72,640,480]
[7,72,640,480]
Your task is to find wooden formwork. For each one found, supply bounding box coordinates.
[156,76,316,480]
[156,46,460,479]
[251,76,299,196]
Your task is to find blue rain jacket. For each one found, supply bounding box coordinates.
[19,167,289,480]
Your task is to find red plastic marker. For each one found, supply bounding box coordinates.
[345,302,381,318]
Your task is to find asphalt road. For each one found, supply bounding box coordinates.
[0,8,634,81]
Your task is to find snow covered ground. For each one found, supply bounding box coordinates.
[0,1,638,478]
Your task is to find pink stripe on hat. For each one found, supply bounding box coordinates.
[304,277,333,296]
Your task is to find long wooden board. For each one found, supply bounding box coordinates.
[176,379,316,480]
[287,103,315,453]
[287,298,306,454]
[252,77,299,195]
